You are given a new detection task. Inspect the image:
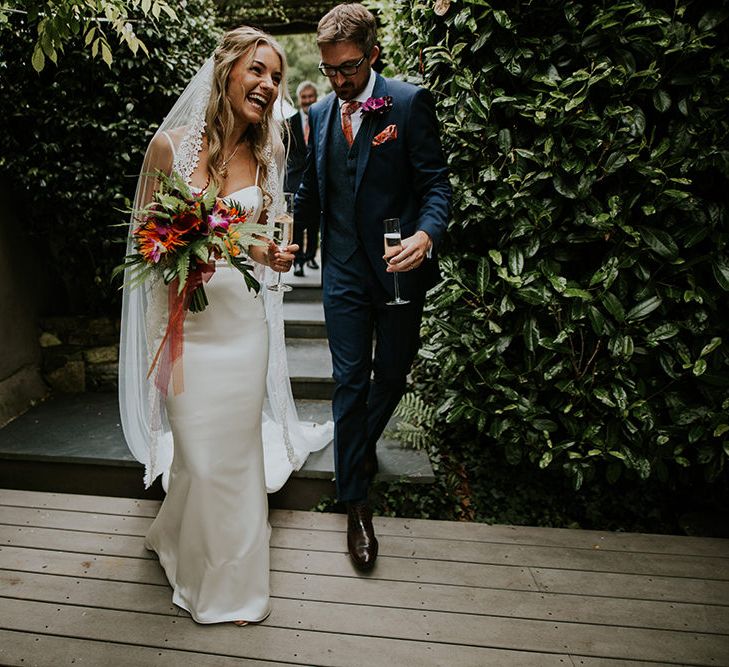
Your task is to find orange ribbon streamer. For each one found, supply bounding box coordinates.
[147,262,216,397]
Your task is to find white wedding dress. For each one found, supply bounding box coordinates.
[120,87,334,623]
[144,183,273,624]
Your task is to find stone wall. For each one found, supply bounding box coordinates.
[40,317,120,394]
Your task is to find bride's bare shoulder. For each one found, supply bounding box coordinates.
[146,126,191,173]
[149,126,187,151]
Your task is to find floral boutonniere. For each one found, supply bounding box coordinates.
[360,95,393,117]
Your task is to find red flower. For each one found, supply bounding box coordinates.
[171,203,205,239]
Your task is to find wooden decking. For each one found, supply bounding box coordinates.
[0,489,728,666]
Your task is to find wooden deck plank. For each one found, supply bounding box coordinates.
[270,528,729,579]
[0,489,161,517]
[0,524,156,559]
[0,542,538,591]
[532,567,729,606]
[0,505,153,536]
[3,489,728,558]
[270,510,729,558]
[4,567,728,635]
[0,630,282,667]
[0,545,168,585]
[4,524,729,606]
[269,572,729,635]
[0,570,175,615]
[2,574,728,664]
[567,659,662,667]
[0,598,573,666]
[3,506,728,580]
[2,490,729,665]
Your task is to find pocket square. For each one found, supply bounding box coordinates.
[372,124,398,147]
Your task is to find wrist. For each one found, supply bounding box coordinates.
[417,230,433,251]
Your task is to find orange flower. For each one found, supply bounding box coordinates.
[134,220,186,263]
[225,227,242,257]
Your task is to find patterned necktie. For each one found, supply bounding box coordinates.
[303,113,310,144]
[340,100,361,147]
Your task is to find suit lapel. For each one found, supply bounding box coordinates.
[291,113,304,150]
[354,74,388,200]
[317,94,338,205]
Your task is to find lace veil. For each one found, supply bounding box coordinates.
[119,54,332,492]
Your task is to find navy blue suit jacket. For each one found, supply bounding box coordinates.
[294,74,451,298]
[284,111,306,194]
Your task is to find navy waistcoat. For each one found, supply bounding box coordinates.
[324,108,364,262]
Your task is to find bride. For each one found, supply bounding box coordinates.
[118,27,332,625]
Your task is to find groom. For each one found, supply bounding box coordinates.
[295,3,451,570]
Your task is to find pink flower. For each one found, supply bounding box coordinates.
[208,209,230,232]
[360,95,393,116]
[150,240,166,263]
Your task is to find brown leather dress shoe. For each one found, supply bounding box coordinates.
[347,501,378,571]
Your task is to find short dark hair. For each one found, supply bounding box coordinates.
[317,3,377,56]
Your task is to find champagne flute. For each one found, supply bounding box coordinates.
[267,192,294,293]
[383,217,410,306]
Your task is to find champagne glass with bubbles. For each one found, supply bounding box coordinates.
[383,218,410,306]
[267,192,294,292]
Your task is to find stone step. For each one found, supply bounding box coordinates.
[0,393,434,509]
[286,338,333,400]
[285,261,322,289]
[282,285,323,303]
[292,399,434,483]
[283,301,326,339]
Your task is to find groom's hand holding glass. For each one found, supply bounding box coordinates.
[383,229,432,272]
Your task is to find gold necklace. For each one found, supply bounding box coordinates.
[220,143,241,179]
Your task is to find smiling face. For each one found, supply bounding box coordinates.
[319,40,379,101]
[227,43,282,128]
[298,86,318,114]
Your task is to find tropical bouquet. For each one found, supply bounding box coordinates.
[114,170,270,392]
[114,169,269,309]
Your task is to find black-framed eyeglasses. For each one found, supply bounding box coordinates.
[318,54,367,78]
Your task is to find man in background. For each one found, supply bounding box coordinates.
[286,81,319,277]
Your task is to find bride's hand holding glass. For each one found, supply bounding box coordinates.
[267,191,296,292]
[266,239,298,273]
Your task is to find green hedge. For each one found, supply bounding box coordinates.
[0,2,220,315]
[379,0,729,492]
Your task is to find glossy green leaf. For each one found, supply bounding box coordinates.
[652,90,671,112]
[523,316,538,352]
[699,337,722,358]
[601,292,625,323]
[712,257,729,291]
[508,247,524,276]
[476,257,490,295]
[640,227,679,260]
[626,296,662,322]
[646,323,679,344]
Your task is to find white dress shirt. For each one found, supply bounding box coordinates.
[300,109,309,140]
[337,69,376,142]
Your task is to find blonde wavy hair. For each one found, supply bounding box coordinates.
[205,26,289,201]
